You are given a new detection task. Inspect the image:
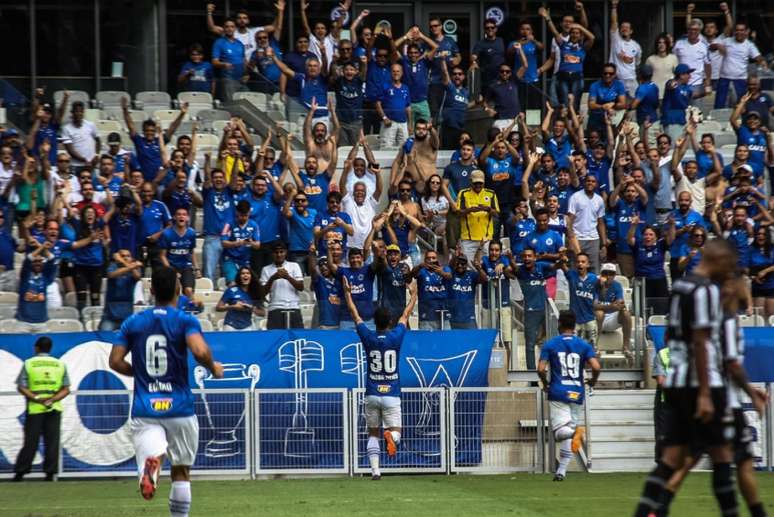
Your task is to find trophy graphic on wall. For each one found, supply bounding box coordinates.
[340,341,367,425]
[194,363,261,458]
[279,338,324,458]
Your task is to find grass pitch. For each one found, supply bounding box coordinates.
[2,472,773,516]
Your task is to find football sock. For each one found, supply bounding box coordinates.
[634,462,675,517]
[367,436,380,476]
[556,439,573,477]
[749,502,766,517]
[712,463,738,517]
[390,431,401,446]
[169,481,191,517]
[555,425,575,442]
[656,489,675,517]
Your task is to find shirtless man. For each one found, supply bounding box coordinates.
[403,119,439,191]
[304,98,339,174]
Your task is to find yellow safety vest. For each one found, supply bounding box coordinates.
[24,355,66,414]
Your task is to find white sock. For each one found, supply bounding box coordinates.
[556,439,573,477]
[390,431,401,446]
[555,425,575,442]
[367,436,380,475]
[169,481,191,517]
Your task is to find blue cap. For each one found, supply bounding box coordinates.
[674,63,694,76]
[1,128,19,137]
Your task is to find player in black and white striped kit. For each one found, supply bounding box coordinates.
[634,239,740,517]
[657,276,769,517]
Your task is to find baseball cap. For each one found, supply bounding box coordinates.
[471,169,485,184]
[743,111,761,121]
[600,263,617,274]
[674,64,694,76]
[737,164,754,175]
[386,244,401,252]
[41,103,53,113]
[107,132,121,144]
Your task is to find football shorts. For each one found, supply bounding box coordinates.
[549,400,583,433]
[364,395,402,429]
[662,388,733,448]
[131,415,199,475]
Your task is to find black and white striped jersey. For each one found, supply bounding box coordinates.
[664,274,725,389]
[720,313,744,409]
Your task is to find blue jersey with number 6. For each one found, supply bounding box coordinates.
[539,334,595,405]
[115,306,202,418]
[357,322,407,397]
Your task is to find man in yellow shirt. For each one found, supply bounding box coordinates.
[456,169,499,263]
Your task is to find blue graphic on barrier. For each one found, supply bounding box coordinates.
[0,330,495,474]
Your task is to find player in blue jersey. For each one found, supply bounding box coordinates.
[342,276,417,481]
[537,310,601,482]
[109,266,223,514]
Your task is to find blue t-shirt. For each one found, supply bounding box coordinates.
[337,265,376,321]
[381,84,411,123]
[509,218,536,258]
[631,238,668,278]
[727,225,751,266]
[484,157,516,208]
[247,192,282,243]
[313,210,352,256]
[558,41,585,74]
[73,220,105,266]
[416,266,450,321]
[443,162,476,198]
[365,61,391,102]
[525,229,563,269]
[16,261,56,323]
[441,83,470,130]
[109,213,140,255]
[544,134,573,171]
[301,172,330,215]
[429,37,460,84]
[481,256,511,308]
[221,219,260,265]
[614,199,646,254]
[589,79,626,117]
[116,306,202,418]
[313,275,341,327]
[32,122,59,164]
[335,77,364,123]
[180,61,214,92]
[694,150,723,179]
[250,40,282,82]
[516,262,552,311]
[446,270,480,324]
[401,56,431,103]
[202,187,234,237]
[164,187,194,216]
[736,126,767,175]
[288,208,317,253]
[677,243,702,275]
[293,73,328,117]
[378,262,410,319]
[595,279,624,306]
[104,262,137,323]
[566,270,598,324]
[540,334,596,404]
[661,81,692,125]
[212,37,245,79]
[0,231,17,270]
[551,185,578,215]
[747,246,774,290]
[634,82,659,124]
[670,209,704,255]
[358,322,407,397]
[220,286,256,329]
[159,226,197,270]
[512,40,539,83]
[131,134,162,182]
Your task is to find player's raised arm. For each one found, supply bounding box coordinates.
[342,276,363,325]
[187,332,224,378]
[109,343,133,377]
[397,289,418,327]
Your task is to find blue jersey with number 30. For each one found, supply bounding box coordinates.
[540,334,595,405]
[116,306,202,418]
[357,322,407,397]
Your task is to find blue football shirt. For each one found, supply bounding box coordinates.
[357,322,407,397]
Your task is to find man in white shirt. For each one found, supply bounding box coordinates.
[340,163,382,250]
[673,20,712,95]
[715,21,767,109]
[567,174,608,274]
[609,0,642,97]
[260,241,305,329]
[687,2,733,85]
[61,102,99,169]
[207,3,278,61]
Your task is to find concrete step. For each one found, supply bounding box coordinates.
[591,455,656,472]
[592,423,654,441]
[588,390,655,407]
[587,408,653,422]
[591,438,655,456]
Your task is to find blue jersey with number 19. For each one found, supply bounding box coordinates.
[357,322,407,397]
[116,306,202,419]
[540,334,596,405]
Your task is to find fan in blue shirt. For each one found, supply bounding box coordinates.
[332,248,378,329]
[378,68,412,124]
[726,206,753,268]
[101,252,143,331]
[283,191,317,262]
[179,44,214,93]
[446,255,486,329]
[525,209,563,272]
[733,116,768,176]
[508,203,536,259]
[16,257,56,324]
[481,241,515,309]
[561,254,599,326]
[400,46,433,105]
[410,250,452,330]
[246,174,283,245]
[212,30,246,80]
[610,179,648,256]
[309,253,342,329]
[159,208,198,297]
[747,227,774,297]
[630,65,659,125]
[221,200,261,284]
[313,192,353,257]
[216,268,262,330]
[375,245,412,324]
[106,196,142,256]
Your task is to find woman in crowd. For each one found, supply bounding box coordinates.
[100,249,143,331]
[748,226,774,319]
[645,33,678,99]
[216,266,264,330]
[627,214,673,315]
[420,174,449,260]
[676,224,708,277]
[72,205,108,310]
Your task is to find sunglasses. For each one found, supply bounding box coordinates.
[452,72,464,76]
[430,23,441,28]
[499,69,511,74]
[376,53,388,58]
[399,188,412,193]
[294,198,307,203]
[297,39,309,43]
[602,71,615,76]
[485,26,496,30]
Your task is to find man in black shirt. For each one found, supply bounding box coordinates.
[483,65,522,131]
[472,18,505,87]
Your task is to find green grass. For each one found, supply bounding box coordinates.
[2,472,773,516]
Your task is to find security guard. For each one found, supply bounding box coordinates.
[651,344,670,460]
[13,336,70,481]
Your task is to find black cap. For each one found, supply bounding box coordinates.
[107,132,121,143]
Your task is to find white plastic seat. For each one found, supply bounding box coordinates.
[195,277,214,291]
[177,91,214,117]
[96,119,122,132]
[197,291,223,304]
[0,319,35,333]
[711,132,737,148]
[0,305,16,319]
[45,318,84,332]
[233,91,268,110]
[708,108,733,123]
[96,90,131,110]
[0,291,19,304]
[647,315,667,326]
[54,90,90,113]
[135,91,172,116]
[49,306,80,320]
[197,318,214,331]
[614,275,630,290]
[81,306,104,323]
[196,109,231,123]
[84,320,97,331]
[193,133,220,148]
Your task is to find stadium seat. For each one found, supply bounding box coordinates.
[720,144,737,154]
[81,306,104,324]
[647,315,667,326]
[195,277,214,291]
[177,91,214,116]
[739,314,765,327]
[769,315,774,327]
[233,91,268,110]
[256,318,268,330]
[198,318,214,331]
[95,90,131,110]
[196,109,231,123]
[212,120,230,134]
[0,305,16,319]
[614,275,630,290]
[696,120,722,133]
[708,108,732,122]
[0,291,19,304]
[0,319,36,333]
[54,90,90,113]
[84,319,97,331]
[197,291,222,304]
[193,133,220,149]
[154,109,187,130]
[134,304,152,313]
[96,119,122,132]
[135,91,172,116]
[49,306,80,320]
[710,132,737,147]
[597,329,623,352]
[45,319,84,332]
[84,108,103,123]
[64,291,78,307]
[216,277,228,290]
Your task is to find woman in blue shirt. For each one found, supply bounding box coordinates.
[627,214,673,315]
[510,21,544,110]
[542,7,595,111]
[73,205,108,310]
[748,227,774,319]
[99,249,143,331]
[677,226,707,277]
[216,266,264,330]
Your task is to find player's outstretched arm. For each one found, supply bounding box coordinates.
[536,359,549,390]
[342,277,364,325]
[109,345,133,377]
[587,356,602,387]
[187,333,224,378]
[397,290,418,327]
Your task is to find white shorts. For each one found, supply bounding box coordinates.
[364,395,402,429]
[131,416,199,475]
[601,311,622,332]
[550,400,583,432]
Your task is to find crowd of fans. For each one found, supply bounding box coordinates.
[1,0,773,370]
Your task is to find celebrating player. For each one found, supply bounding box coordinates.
[537,310,601,481]
[109,266,224,516]
[634,239,740,517]
[342,276,417,480]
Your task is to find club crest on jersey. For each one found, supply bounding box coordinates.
[567,391,580,401]
[377,384,391,394]
[151,398,174,412]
